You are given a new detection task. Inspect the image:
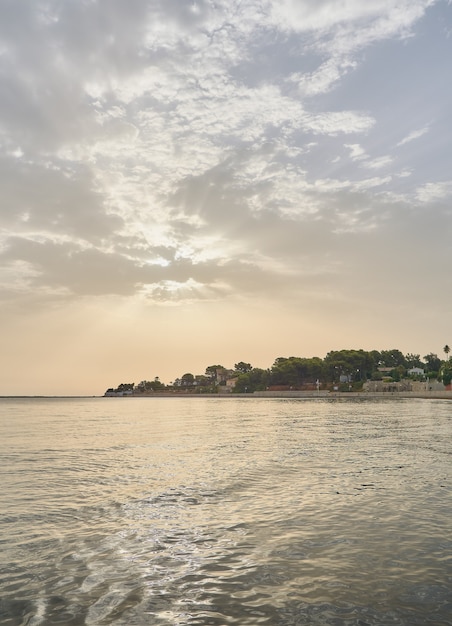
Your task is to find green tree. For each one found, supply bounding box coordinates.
[181,373,195,386]
[423,353,442,373]
[405,353,422,368]
[270,357,305,387]
[379,349,406,369]
[116,383,134,392]
[305,357,325,382]
[233,368,269,393]
[137,377,166,392]
[270,356,325,387]
[390,366,406,382]
[324,349,376,382]
[440,361,452,386]
[205,365,225,381]
[234,361,252,374]
[444,345,450,361]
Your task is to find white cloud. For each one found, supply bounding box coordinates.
[416,181,452,203]
[271,0,425,33]
[303,111,375,135]
[363,155,393,170]
[345,143,366,160]
[296,57,358,96]
[352,175,392,190]
[396,126,430,146]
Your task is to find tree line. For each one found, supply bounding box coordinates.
[105,346,452,395]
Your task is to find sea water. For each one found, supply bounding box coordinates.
[0,396,451,625]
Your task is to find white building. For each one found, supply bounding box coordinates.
[407,367,424,377]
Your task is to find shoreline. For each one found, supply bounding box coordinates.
[105,390,452,400]
[1,391,451,400]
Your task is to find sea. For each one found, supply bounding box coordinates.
[1,396,451,626]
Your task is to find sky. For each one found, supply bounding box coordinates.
[0,0,451,395]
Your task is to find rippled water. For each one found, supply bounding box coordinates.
[1,397,451,625]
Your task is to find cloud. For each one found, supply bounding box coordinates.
[2,1,452,395]
[271,0,423,32]
[345,144,366,160]
[343,146,392,172]
[396,125,430,146]
[274,0,435,97]
[362,155,393,170]
[0,155,123,240]
[0,0,447,313]
[416,181,452,203]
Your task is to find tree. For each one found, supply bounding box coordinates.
[195,375,210,386]
[234,361,252,374]
[440,360,452,386]
[390,366,406,382]
[305,357,325,382]
[233,368,269,393]
[324,349,376,381]
[423,353,442,373]
[379,349,406,369]
[444,345,450,361]
[181,373,195,386]
[116,383,134,392]
[137,378,166,392]
[270,357,305,387]
[205,365,225,381]
[405,353,422,368]
[270,356,325,387]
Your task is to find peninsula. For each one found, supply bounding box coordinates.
[104,347,452,396]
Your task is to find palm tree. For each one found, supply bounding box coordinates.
[444,345,450,361]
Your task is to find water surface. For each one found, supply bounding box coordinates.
[1,397,451,625]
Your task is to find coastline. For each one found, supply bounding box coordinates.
[106,390,452,400]
[3,391,450,400]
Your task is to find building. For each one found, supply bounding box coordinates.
[407,367,425,377]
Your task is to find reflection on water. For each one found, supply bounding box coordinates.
[1,397,451,625]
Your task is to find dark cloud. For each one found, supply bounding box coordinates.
[1,237,140,295]
[0,156,123,240]
[0,235,258,297]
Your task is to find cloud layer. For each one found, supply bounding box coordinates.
[0,0,451,391]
